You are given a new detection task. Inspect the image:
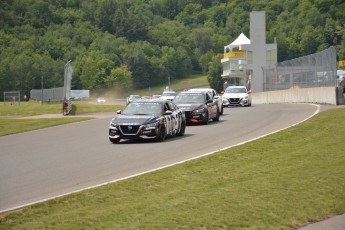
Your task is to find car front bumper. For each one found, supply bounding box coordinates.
[109,125,158,140]
[183,110,207,123]
[222,98,249,106]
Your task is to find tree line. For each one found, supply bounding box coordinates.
[0,0,344,99]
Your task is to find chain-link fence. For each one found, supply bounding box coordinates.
[30,61,73,103]
[30,87,64,102]
[263,46,337,91]
[3,91,20,105]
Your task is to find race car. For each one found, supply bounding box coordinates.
[222,86,252,107]
[188,88,224,115]
[173,91,220,125]
[109,99,186,143]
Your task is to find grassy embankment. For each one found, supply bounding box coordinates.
[0,100,124,136]
[0,107,345,228]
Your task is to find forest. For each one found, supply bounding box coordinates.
[1,0,344,99]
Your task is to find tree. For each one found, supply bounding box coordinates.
[175,3,203,26]
[192,27,213,54]
[0,0,344,100]
[105,65,132,93]
[207,54,223,92]
[199,50,215,73]
[175,47,192,78]
[147,20,189,48]
[80,56,98,90]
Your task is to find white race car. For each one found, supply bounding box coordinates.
[222,86,252,107]
[160,91,177,101]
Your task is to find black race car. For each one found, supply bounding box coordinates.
[109,99,186,143]
[173,91,219,125]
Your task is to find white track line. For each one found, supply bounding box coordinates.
[1,104,320,213]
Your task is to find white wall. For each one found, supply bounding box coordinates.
[252,87,341,105]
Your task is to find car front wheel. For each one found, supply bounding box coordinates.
[176,121,186,136]
[203,111,209,125]
[155,125,166,142]
[213,110,220,122]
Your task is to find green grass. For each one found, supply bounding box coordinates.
[0,101,124,136]
[0,118,94,136]
[0,101,65,116]
[0,100,123,116]
[1,108,344,229]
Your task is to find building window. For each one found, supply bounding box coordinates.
[266,49,277,64]
[247,51,253,64]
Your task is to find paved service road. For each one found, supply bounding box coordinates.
[0,103,319,213]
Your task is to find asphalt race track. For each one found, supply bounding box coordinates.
[0,103,319,213]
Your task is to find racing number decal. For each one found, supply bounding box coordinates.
[164,102,181,135]
[165,115,172,135]
[172,113,179,133]
[163,117,169,135]
[167,114,178,135]
[165,113,178,135]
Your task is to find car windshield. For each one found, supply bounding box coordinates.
[122,102,163,116]
[129,95,140,99]
[173,94,205,103]
[225,87,247,93]
[162,92,176,96]
[190,89,211,95]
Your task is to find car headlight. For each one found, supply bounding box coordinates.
[193,105,206,114]
[110,122,118,129]
[143,120,160,129]
[110,118,119,128]
[193,109,203,113]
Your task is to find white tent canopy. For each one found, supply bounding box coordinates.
[225,33,251,52]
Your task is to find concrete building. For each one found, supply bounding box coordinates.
[221,11,277,92]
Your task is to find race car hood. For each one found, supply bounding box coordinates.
[175,103,203,111]
[223,93,247,99]
[111,114,159,125]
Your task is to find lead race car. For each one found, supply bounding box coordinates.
[109,99,186,143]
[222,86,252,107]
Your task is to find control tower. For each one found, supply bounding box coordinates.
[221,11,277,92]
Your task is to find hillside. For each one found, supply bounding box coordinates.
[1,0,344,99]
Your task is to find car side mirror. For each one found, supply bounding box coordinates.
[116,110,122,114]
[165,110,173,115]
